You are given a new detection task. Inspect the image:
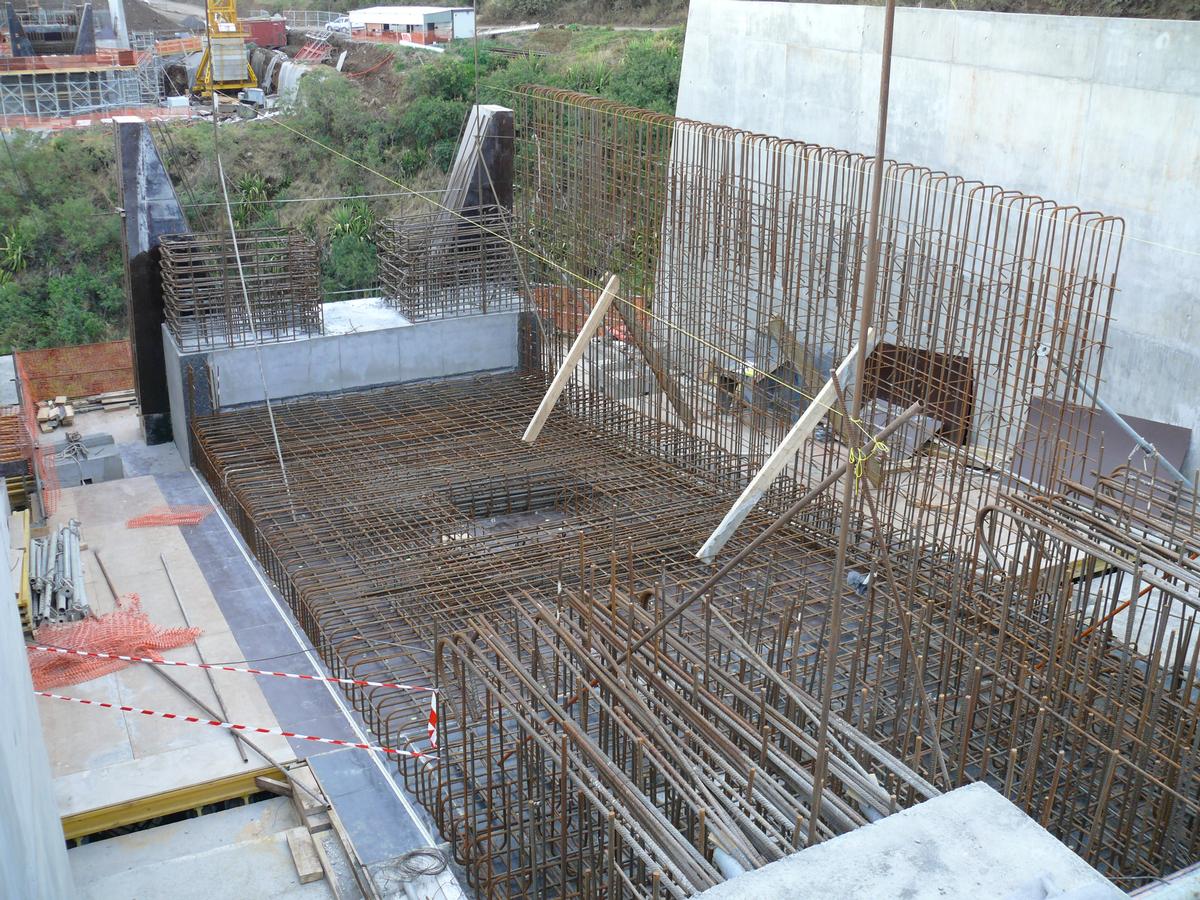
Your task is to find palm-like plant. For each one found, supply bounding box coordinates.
[328,203,375,241]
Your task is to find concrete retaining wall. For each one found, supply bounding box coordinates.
[164,311,521,463]
[0,494,74,897]
[678,0,1200,466]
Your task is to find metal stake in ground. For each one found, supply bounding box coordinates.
[161,553,249,763]
[810,0,899,845]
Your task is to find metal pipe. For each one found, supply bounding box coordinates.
[1079,383,1193,489]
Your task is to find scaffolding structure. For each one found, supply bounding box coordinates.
[0,48,162,127]
[185,89,1200,895]
[129,32,163,105]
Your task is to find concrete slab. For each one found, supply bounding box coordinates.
[38,476,295,818]
[68,797,333,900]
[695,783,1123,900]
[322,297,412,334]
[50,405,186,477]
[69,795,301,872]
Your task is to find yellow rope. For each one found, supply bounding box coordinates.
[847,418,889,493]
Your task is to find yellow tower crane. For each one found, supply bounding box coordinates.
[193,0,257,97]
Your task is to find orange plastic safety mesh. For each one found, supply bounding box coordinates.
[28,594,202,690]
[13,354,60,517]
[13,340,133,402]
[125,505,215,528]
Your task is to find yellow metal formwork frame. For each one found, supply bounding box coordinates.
[61,765,284,841]
[193,0,256,96]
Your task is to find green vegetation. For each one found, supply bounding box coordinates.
[0,135,127,351]
[0,26,683,354]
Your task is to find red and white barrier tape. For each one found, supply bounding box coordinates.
[427,692,438,749]
[29,645,434,694]
[36,690,433,759]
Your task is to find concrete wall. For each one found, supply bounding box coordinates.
[0,494,74,898]
[164,311,521,462]
[210,311,520,407]
[678,0,1200,467]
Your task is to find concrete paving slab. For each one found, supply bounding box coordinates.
[695,783,1123,900]
[69,797,333,900]
[37,673,134,777]
[68,796,302,873]
[38,475,297,818]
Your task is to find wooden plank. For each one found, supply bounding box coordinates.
[254,775,293,797]
[61,765,284,841]
[285,825,326,885]
[613,295,695,429]
[522,274,620,444]
[696,328,878,564]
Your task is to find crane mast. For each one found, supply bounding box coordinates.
[193,0,256,96]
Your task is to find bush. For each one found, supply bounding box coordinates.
[400,147,428,178]
[433,140,458,173]
[608,34,682,115]
[400,96,468,152]
[409,56,475,102]
[322,233,377,295]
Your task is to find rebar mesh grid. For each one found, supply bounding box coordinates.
[513,89,1121,556]
[435,584,933,899]
[160,229,322,351]
[183,90,1200,894]
[377,206,521,321]
[192,374,1199,891]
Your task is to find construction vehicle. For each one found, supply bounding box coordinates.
[193,0,257,97]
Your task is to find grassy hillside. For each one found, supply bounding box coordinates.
[0,27,682,354]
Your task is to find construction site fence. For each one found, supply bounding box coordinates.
[13,340,133,404]
[278,9,339,29]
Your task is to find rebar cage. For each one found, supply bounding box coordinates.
[378,205,521,321]
[161,228,322,351]
[513,88,1121,555]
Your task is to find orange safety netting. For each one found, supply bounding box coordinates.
[13,339,133,403]
[125,505,215,528]
[13,354,60,517]
[28,594,202,690]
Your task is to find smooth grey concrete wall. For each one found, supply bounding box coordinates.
[678,0,1200,467]
[0,494,74,898]
[210,311,521,408]
[163,311,521,464]
[162,330,212,466]
[163,329,188,463]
